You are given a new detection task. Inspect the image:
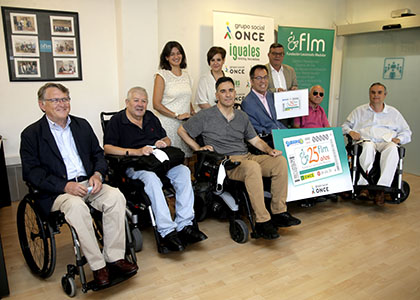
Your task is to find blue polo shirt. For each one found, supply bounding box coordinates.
[104,109,167,148]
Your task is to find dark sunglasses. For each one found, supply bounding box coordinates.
[313,91,324,97]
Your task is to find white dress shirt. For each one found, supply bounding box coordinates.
[342,103,411,144]
[270,64,287,91]
[46,116,87,179]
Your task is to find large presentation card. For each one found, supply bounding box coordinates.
[274,89,308,119]
[273,127,353,201]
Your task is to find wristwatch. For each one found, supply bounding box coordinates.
[174,113,179,119]
[94,171,103,182]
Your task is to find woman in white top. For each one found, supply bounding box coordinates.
[153,41,194,159]
[195,46,226,110]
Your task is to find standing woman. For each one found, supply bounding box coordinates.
[195,46,226,110]
[153,41,194,159]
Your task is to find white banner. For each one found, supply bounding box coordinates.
[274,89,309,119]
[213,11,274,102]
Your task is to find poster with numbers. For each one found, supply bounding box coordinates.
[273,127,352,201]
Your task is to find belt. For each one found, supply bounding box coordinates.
[68,176,89,182]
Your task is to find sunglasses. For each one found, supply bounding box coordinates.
[313,91,324,97]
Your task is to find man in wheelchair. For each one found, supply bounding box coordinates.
[178,77,301,240]
[20,83,138,288]
[103,87,207,252]
[342,82,412,205]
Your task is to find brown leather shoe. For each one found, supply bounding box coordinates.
[374,191,385,206]
[359,189,370,200]
[108,259,138,276]
[93,266,110,287]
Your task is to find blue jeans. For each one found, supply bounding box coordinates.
[126,165,194,237]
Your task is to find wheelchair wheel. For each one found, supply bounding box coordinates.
[131,227,143,252]
[392,181,410,203]
[61,274,76,297]
[16,197,56,278]
[229,219,249,244]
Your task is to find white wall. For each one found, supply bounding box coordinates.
[0,0,121,164]
[1,0,418,165]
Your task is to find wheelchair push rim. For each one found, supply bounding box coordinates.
[16,197,56,278]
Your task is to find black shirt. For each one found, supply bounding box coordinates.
[104,109,167,148]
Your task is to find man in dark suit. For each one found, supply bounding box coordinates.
[20,83,137,287]
[242,65,286,147]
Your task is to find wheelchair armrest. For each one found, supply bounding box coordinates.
[224,160,240,170]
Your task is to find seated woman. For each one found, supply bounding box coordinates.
[195,46,226,110]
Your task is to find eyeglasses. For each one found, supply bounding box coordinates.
[252,75,269,81]
[270,52,285,57]
[313,91,324,97]
[43,97,71,104]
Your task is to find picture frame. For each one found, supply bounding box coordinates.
[50,15,74,36]
[2,6,82,81]
[53,58,78,78]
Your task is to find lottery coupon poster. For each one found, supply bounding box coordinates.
[273,127,353,201]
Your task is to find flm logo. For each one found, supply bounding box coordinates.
[287,31,326,57]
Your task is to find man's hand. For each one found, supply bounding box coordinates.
[349,131,361,141]
[155,140,167,149]
[88,173,103,194]
[392,138,401,144]
[199,145,214,151]
[64,182,88,197]
[137,146,154,156]
[268,149,282,157]
[276,88,286,92]
[290,86,298,90]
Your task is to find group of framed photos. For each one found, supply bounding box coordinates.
[2,6,82,81]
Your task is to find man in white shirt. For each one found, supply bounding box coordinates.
[342,82,411,205]
[265,43,298,93]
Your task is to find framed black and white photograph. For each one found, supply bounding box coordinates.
[50,15,74,36]
[52,37,76,56]
[10,12,37,34]
[14,58,41,78]
[11,35,39,57]
[54,58,78,78]
[2,6,82,81]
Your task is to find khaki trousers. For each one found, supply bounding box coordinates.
[227,153,288,222]
[52,182,126,271]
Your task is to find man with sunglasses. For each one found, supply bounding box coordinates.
[342,82,411,205]
[294,85,330,128]
[20,83,138,288]
[242,64,286,147]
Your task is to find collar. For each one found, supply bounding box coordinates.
[270,64,283,73]
[122,108,150,126]
[367,103,389,113]
[252,88,267,99]
[46,115,71,130]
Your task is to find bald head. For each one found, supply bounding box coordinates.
[309,85,324,107]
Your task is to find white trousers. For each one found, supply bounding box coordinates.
[358,141,399,187]
[52,182,126,271]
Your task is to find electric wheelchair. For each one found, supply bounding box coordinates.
[100,112,205,254]
[16,185,138,297]
[346,136,410,204]
[192,132,280,243]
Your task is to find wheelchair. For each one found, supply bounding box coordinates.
[16,187,137,297]
[346,136,410,204]
[193,132,277,243]
[100,112,205,254]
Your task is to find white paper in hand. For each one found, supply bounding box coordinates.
[153,149,169,163]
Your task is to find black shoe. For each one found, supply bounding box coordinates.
[272,212,301,227]
[255,220,279,240]
[161,230,185,252]
[178,225,208,245]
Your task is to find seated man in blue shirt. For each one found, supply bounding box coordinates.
[241,65,286,147]
[103,87,207,252]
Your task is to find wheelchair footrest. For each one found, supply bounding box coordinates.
[87,270,138,292]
